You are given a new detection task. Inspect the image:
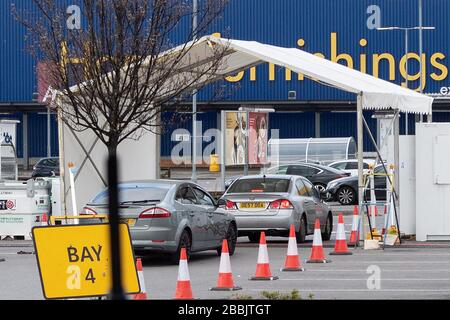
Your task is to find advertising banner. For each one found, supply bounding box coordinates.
[248,112,268,165]
[225,112,247,165]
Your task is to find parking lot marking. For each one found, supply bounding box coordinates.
[279,278,450,281]
[248,289,450,292]
[290,269,450,272]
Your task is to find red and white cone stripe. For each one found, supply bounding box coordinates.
[330,214,352,255]
[250,232,278,280]
[174,248,193,299]
[307,219,330,263]
[281,224,304,271]
[133,258,147,300]
[349,207,359,245]
[211,240,241,291]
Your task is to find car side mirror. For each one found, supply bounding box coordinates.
[217,198,227,208]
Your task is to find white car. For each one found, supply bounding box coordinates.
[328,159,376,177]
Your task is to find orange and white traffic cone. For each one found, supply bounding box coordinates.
[307,219,331,263]
[211,240,242,291]
[348,205,359,246]
[330,214,352,255]
[133,258,148,300]
[41,213,48,226]
[281,224,304,271]
[174,248,193,299]
[250,232,278,280]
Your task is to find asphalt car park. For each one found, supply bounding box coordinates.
[2,217,450,300]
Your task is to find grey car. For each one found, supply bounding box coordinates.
[83,180,237,263]
[220,175,333,243]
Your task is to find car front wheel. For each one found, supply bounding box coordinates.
[321,214,333,241]
[295,215,307,243]
[337,186,356,205]
[170,230,191,264]
[217,223,237,256]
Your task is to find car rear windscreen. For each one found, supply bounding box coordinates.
[227,178,290,193]
[91,185,172,204]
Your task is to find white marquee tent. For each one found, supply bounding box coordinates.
[58,35,433,239]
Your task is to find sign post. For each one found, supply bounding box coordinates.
[32,223,140,299]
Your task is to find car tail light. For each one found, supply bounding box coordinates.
[225,200,237,210]
[270,199,293,209]
[139,207,171,218]
[82,207,97,215]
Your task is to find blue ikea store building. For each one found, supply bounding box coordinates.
[2,0,450,166]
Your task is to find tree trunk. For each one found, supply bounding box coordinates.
[107,142,124,300]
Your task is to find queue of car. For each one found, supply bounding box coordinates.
[31,156,379,261]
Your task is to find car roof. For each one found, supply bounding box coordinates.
[234,174,296,180]
[118,179,186,187]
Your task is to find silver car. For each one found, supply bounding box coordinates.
[83,180,237,263]
[220,175,333,243]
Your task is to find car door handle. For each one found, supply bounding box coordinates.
[189,212,195,217]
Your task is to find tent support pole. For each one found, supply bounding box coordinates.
[394,109,400,232]
[357,93,365,243]
[220,110,226,191]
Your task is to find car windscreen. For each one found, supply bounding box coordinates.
[91,184,172,204]
[226,178,290,193]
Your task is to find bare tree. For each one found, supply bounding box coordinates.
[14,0,229,156]
[13,0,230,299]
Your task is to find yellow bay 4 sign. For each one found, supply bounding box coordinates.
[32,223,140,299]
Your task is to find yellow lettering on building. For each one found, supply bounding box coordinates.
[331,32,353,68]
[269,63,276,81]
[399,53,426,91]
[359,39,368,73]
[225,71,245,82]
[430,52,448,81]
[250,66,257,81]
[373,53,396,80]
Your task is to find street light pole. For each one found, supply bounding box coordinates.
[376,25,434,135]
[404,29,409,135]
[191,0,198,182]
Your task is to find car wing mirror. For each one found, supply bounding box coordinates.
[217,198,227,208]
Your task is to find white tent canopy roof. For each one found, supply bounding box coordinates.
[199,36,433,114]
[63,35,433,114]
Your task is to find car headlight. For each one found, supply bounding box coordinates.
[327,182,337,190]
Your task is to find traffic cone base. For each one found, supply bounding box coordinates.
[329,251,352,256]
[211,285,242,291]
[281,266,305,271]
[249,275,279,280]
[306,258,331,263]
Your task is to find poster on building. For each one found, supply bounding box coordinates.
[225,112,247,165]
[248,112,268,165]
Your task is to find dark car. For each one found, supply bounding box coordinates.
[31,157,60,178]
[265,163,350,193]
[324,164,388,205]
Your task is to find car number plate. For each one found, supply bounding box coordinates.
[239,202,266,209]
[120,218,136,227]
